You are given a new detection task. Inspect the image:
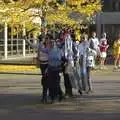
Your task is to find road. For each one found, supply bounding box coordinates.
[0,71,120,120]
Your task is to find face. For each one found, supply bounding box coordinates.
[92,32,96,38]
[81,34,88,42]
[50,41,57,48]
[76,41,79,45]
[103,33,106,38]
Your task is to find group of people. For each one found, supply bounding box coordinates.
[24,26,120,104]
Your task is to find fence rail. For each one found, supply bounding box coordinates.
[0,39,37,60]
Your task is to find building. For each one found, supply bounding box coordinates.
[96,0,120,43]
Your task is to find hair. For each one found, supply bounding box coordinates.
[81,33,88,40]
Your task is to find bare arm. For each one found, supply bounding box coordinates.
[24,36,39,49]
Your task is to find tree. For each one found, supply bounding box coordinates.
[0,0,102,37]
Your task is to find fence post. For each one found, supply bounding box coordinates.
[23,24,26,57]
[4,22,8,60]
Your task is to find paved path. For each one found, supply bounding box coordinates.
[0,71,120,120]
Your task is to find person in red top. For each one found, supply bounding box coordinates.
[99,33,109,69]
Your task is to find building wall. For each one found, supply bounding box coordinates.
[96,0,120,42]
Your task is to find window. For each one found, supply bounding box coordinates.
[102,0,111,12]
[102,0,120,12]
[112,0,120,11]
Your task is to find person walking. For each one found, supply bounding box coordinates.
[89,32,100,68]
[78,34,89,93]
[40,40,64,103]
[24,35,50,103]
[86,46,97,93]
[63,33,74,97]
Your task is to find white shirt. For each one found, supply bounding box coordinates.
[89,37,99,50]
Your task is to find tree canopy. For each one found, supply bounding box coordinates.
[0,0,102,34]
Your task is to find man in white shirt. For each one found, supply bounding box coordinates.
[89,32,99,53]
[89,32,100,67]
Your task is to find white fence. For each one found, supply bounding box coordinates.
[0,39,36,60]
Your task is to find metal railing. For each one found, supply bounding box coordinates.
[0,39,37,60]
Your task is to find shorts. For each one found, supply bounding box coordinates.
[87,56,95,68]
[100,52,107,58]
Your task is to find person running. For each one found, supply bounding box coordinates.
[99,33,109,69]
[113,35,120,70]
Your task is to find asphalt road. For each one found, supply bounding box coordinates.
[0,71,120,120]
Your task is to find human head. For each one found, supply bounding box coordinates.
[102,32,107,38]
[49,40,57,48]
[92,32,96,38]
[81,34,88,42]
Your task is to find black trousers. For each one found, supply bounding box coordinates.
[47,67,63,101]
[40,64,48,100]
[63,66,72,96]
[86,67,92,91]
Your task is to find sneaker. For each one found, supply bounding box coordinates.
[78,90,83,95]
[118,65,120,69]
[114,66,118,70]
[41,98,47,104]
[99,66,103,70]
[58,95,65,102]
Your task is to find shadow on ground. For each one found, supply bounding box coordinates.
[0,94,120,120]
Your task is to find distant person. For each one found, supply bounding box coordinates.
[113,35,120,70]
[99,33,109,69]
[89,32,100,68]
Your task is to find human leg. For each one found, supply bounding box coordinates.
[114,55,119,69]
[40,64,48,102]
[63,66,72,97]
[118,55,120,68]
[86,67,93,92]
[100,52,107,69]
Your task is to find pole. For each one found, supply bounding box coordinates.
[23,23,26,57]
[4,22,8,60]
